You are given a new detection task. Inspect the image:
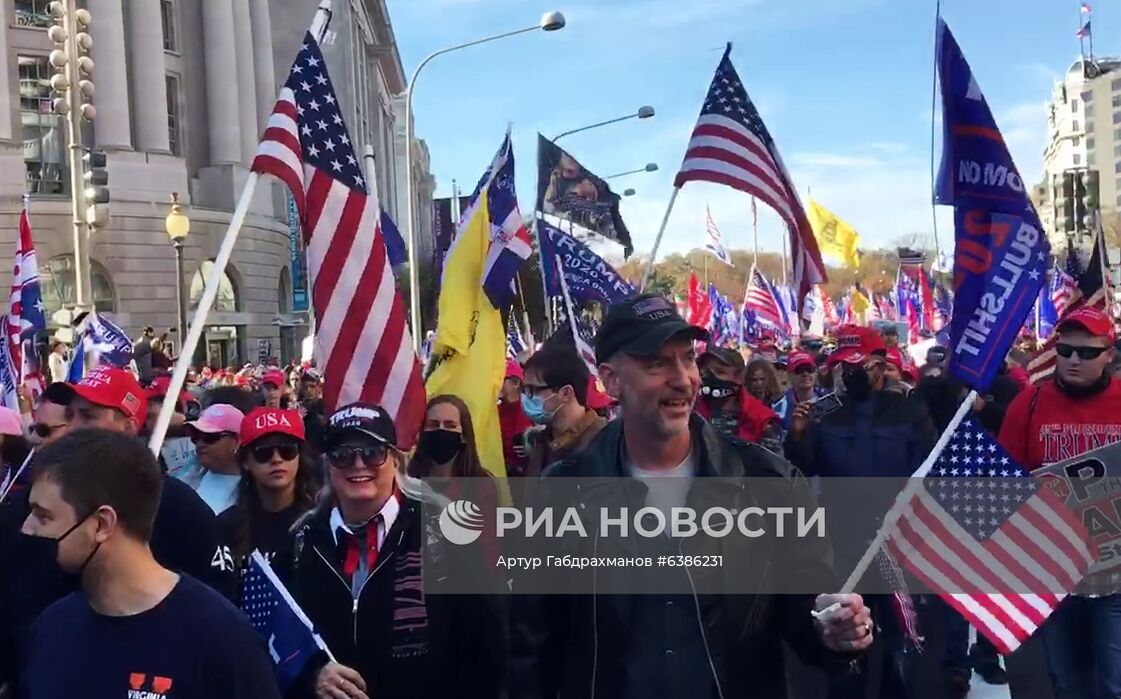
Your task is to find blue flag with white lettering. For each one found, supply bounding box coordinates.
[538,219,634,306]
[933,19,1049,390]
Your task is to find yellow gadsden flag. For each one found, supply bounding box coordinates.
[424,191,506,482]
[849,286,871,323]
[806,198,861,269]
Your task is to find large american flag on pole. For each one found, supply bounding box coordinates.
[674,44,826,310]
[743,268,785,332]
[884,414,1095,654]
[251,32,425,447]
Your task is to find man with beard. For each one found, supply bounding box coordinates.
[784,324,936,698]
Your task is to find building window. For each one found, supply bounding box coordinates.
[1114,111,1121,125]
[190,260,239,312]
[13,0,51,27]
[1072,99,1080,112]
[18,55,65,195]
[160,0,178,52]
[1088,137,1095,150]
[1074,153,1082,165]
[1083,91,1094,103]
[1089,153,1097,166]
[1073,136,1081,146]
[1114,78,1121,91]
[40,256,116,317]
[166,75,181,156]
[1115,161,1121,173]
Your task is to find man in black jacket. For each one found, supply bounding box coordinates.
[509,294,873,698]
[277,402,504,699]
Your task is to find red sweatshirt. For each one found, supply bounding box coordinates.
[998,378,1121,469]
[498,398,533,476]
[694,387,778,444]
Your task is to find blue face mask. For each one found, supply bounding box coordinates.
[521,392,557,425]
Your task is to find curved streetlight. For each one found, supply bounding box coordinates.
[605,162,658,180]
[553,105,655,142]
[404,12,565,350]
[623,188,636,197]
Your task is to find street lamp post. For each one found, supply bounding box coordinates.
[404,11,565,351]
[165,193,190,352]
[553,106,655,142]
[605,162,658,180]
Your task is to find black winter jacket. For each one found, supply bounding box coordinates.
[508,415,854,699]
[277,491,506,699]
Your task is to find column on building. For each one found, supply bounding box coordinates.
[202,0,241,165]
[232,0,258,164]
[125,0,169,152]
[248,0,276,135]
[0,1,12,140]
[88,0,131,148]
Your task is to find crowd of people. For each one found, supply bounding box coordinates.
[0,292,1118,698]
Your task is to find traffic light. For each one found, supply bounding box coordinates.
[1080,169,1100,230]
[82,148,109,227]
[1055,171,1076,234]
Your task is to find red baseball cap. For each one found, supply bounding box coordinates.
[239,407,305,448]
[1058,307,1116,342]
[827,326,869,367]
[505,359,524,381]
[67,367,146,424]
[786,351,815,373]
[147,375,191,406]
[261,370,286,388]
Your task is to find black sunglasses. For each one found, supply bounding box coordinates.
[1055,343,1109,360]
[327,445,389,470]
[248,443,300,463]
[30,422,67,438]
[191,431,236,445]
[793,366,815,375]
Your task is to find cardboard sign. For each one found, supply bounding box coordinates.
[1037,440,1121,593]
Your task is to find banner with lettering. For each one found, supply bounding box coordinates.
[538,219,633,306]
[933,19,1049,390]
[286,192,309,313]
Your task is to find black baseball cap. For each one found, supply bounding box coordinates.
[325,402,397,449]
[594,294,709,363]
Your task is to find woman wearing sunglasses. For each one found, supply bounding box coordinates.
[276,401,505,699]
[216,407,318,590]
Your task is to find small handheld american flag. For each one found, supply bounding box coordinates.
[242,551,332,693]
[884,414,1096,654]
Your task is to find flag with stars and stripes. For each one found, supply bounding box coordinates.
[7,196,45,401]
[480,134,533,309]
[704,206,733,266]
[884,414,1095,655]
[251,31,425,449]
[743,268,786,335]
[675,44,826,311]
[241,551,331,694]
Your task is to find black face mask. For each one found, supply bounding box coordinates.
[701,374,739,400]
[15,513,100,582]
[842,367,873,402]
[419,429,463,465]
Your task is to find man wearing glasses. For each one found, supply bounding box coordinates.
[185,404,245,514]
[998,306,1121,699]
[774,351,824,433]
[277,402,504,699]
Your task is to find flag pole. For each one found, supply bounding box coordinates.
[839,390,977,592]
[148,1,334,458]
[556,254,582,344]
[640,187,681,291]
[533,216,553,333]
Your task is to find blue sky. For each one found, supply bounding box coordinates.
[388,0,1103,261]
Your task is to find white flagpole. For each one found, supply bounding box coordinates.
[0,451,34,504]
[839,391,977,592]
[533,217,553,334]
[148,1,334,458]
[556,254,583,344]
[640,188,681,291]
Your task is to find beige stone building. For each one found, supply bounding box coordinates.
[0,0,433,367]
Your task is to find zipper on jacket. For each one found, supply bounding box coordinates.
[311,529,404,649]
[681,538,725,699]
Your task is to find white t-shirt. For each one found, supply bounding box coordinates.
[629,451,696,523]
[194,471,241,514]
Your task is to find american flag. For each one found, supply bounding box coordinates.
[251,32,425,447]
[884,414,1095,654]
[1028,234,1108,383]
[744,268,785,332]
[506,319,526,358]
[674,45,825,309]
[704,206,733,266]
[241,551,331,693]
[1051,241,1081,315]
[7,196,45,400]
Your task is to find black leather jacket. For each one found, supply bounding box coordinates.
[508,415,854,699]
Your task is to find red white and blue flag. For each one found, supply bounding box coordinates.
[744,268,785,333]
[675,44,826,310]
[251,31,425,448]
[479,133,532,309]
[6,196,46,402]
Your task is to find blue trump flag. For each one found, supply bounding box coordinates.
[538,219,634,306]
[67,311,133,382]
[933,19,1049,390]
[242,551,332,693]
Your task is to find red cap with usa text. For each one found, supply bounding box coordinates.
[1058,307,1116,342]
[239,408,305,448]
